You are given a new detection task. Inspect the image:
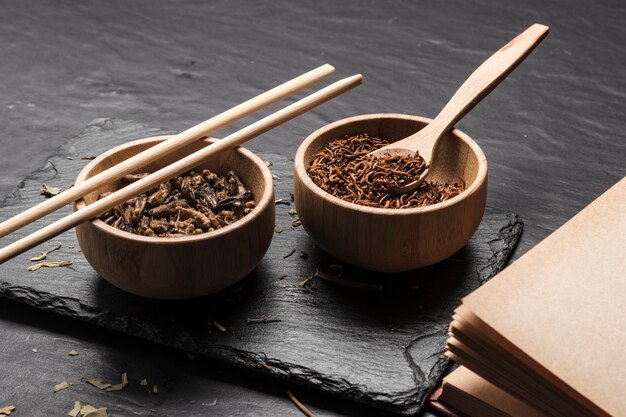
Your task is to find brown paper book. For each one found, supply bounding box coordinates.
[440,366,548,417]
[446,177,626,417]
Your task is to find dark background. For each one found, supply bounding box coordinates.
[1,0,624,416]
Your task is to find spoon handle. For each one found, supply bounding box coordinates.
[426,24,549,137]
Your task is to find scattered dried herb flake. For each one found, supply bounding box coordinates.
[0,405,15,416]
[27,260,72,271]
[288,390,316,417]
[79,404,97,415]
[83,408,108,417]
[67,401,82,417]
[105,372,128,392]
[212,321,226,332]
[298,276,314,288]
[53,380,72,393]
[84,379,111,391]
[314,269,383,291]
[41,183,62,197]
[247,317,282,324]
[30,244,61,261]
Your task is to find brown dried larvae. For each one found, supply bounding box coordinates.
[306,133,465,209]
[98,170,255,237]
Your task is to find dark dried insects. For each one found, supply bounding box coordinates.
[98,169,255,237]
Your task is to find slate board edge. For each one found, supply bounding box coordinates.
[0,118,524,415]
[0,216,522,416]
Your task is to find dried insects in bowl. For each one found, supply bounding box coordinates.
[306,133,465,209]
[98,170,255,237]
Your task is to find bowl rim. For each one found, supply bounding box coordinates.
[294,113,488,215]
[74,135,274,244]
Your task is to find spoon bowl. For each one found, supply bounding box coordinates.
[368,132,434,195]
[372,23,549,194]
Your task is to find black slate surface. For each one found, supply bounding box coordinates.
[1,1,625,416]
[0,118,522,415]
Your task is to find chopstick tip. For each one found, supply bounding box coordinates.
[529,23,550,34]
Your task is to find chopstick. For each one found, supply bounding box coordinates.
[0,74,363,263]
[0,64,335,239]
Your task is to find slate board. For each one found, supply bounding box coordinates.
[0,118,522,415]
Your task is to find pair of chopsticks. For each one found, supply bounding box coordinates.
[0,65,362,263]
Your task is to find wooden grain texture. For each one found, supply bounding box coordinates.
[0,3,624,416]
[0,119,522,415]
[294,114,488,272]
[0,64,334,239]
[374,24,549,166]
[0,74,362,264]
[75,137,275,299]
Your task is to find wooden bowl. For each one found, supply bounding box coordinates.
[74,136,275,299]
[294,114,488,272]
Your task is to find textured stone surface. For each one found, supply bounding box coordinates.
[2,1,623,415]
[0,119,521,414]
[1,0,624,259]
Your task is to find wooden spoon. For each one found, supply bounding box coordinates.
[371,23,549,194]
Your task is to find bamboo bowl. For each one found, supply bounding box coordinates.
[294,114,488,272]
[74,136,275,299]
